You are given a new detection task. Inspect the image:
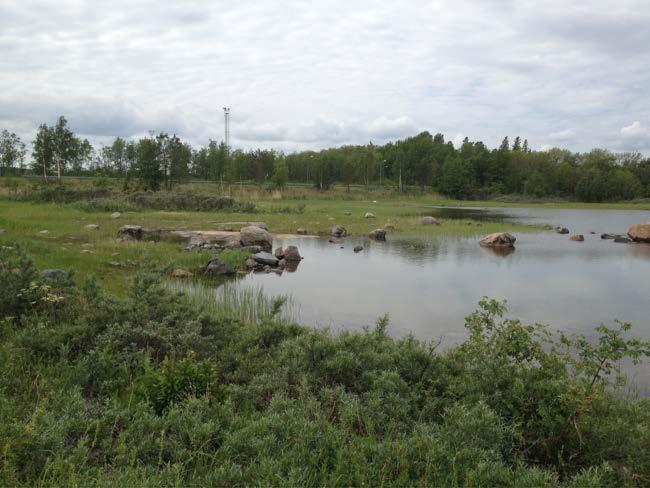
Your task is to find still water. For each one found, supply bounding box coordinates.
[223,206,650,389]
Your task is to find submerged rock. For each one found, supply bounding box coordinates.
[614,236,632,243]
[421,216,440,225]
[354,245,364,253]
[601,233,616,239]
[628,223,650,243]
[479,232,516,248]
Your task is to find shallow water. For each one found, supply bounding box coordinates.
[222,206,650,391]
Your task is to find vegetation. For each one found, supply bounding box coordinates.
[0,247,648,486]
[3,116,650,202]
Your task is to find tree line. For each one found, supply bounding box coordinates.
[1,115,649,201]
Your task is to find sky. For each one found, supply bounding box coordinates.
[1,0,650,154]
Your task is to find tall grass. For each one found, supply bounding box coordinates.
[166,280,298,324]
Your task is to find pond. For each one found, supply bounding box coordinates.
[222,206,650,391]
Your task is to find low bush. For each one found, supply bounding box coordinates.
[0,247,648,486]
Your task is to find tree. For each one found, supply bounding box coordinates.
[52,116,78,180]
[512,136,522,152]
[499,136,510,152]
[440,155,474,199]
[0,130,26,176]
[136,137,162,191]
[522,139,529,153]
[32,124,55,180]
[271,158,289,189]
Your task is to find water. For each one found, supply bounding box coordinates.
[221,206,650,390]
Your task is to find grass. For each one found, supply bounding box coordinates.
[167,280,298,324]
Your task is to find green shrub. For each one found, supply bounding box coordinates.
[136,352,219,414]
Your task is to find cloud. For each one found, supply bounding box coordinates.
[620,121,649,138]
[548,129,576,141]
[1,0,650,154]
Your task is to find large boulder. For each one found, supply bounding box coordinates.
[479,232,516,248]
[331,225,347,238]
[240,225,273,251]
[369,229,386,241]
[628,223,650,243]
[421,216,440,225]
[205,257,235,275]
[252,251,279,266]
[117,225,143,241]
[283,245,302,262]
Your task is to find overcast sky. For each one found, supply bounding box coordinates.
[1,0,650,154]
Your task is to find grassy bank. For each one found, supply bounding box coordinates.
[0,247,648,486]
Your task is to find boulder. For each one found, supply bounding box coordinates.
[252,251,279,266]
[331,225,347,238]
[171,268,193,278]
[570,234,585,242]
[224,237,242,249]
[421,216,440,225]
[111,212,121,219]
[85,224,100,230]
[296,228,307,235]
[364,212,376,219]
[369,229,386,241]
[479,232,516,248]
[614,236,632,243]
[283,245,302,262]
[601,233,616,239]
[628,223,650,243]
[556,227,569,234]
[244,258,255,270]
[354,245,364,253]
[240,225,273,251]
[205,257,235,275]
[274,247,285,259]
[38,230,49,235]
[40,269,70,281]
[117,225,143,241]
